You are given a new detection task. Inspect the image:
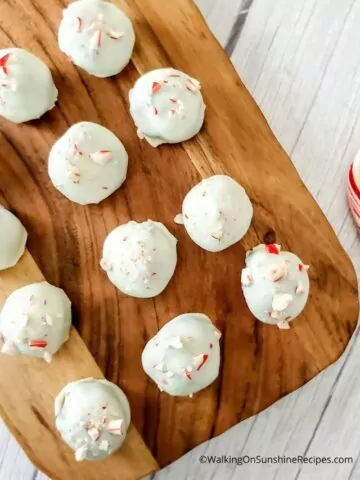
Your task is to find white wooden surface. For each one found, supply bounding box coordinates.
[1,0,360,478]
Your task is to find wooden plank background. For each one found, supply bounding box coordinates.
[1,0,360,479]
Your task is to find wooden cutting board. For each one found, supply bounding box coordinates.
[0,0,358,478]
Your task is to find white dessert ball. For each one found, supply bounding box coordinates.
[0,282,72,362]
[0,207,27,270]
[55,378,131,461]
[0,48,58,123]
[241,244,310,329]
[129,68,205,147]
[175,174,253,252]
[142,313,221,397]
[58,0,135,78]
[101,220,178,298]
[48,122,128,205]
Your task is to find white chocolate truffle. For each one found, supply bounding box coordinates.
[0,48,57,123]
[58,0,135,78]
[0,282,71,362]
[175,175,253,252]
[0,207,27,270]
[101,220,177,298]
[241,244,310,329]
[142,313,221,397]
[55,378,131,461]
[129,68,205,147]
[48,122,128,205]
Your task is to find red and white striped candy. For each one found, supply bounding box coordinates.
[347,160,360,228]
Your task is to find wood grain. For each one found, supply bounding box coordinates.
[0,252,158,480]
[0,0,358,477]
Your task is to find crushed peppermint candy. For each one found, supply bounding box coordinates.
[100,258,112,271]
[90,149,112,166]
[298,263,310,272]
[67,163,81,183]
[28,339,48,349]
[193,353,209,371]
[43,352,52,363]
[151,81,162,94]
[272,293,293,312]
[87,426,100,441]
[241,268,253,286]
[265,244,281,254]
[0,53,11,75]
[85,13,124,51]
[268,264,287,282]
[99,439,109,451]
[295,281,305,295]
[75,445,87,462]
[106,418,123,435]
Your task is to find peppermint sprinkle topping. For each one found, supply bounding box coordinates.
[174,213,184,225]
[86,13,124,51]
[99,440,109,451]
[272,293,293,312]
[106,418,123,436]
[90,149,112,166]
[44,352,52,363]
[151,82,162,94]
[67,163,81,183]
[87,426,100,441]
[210,232,223,241]
[214,329,222,339]
[241,268,253,286]
[29,339,48,349]
[184,368,192,380]
[75,445,87,462]
[298,263,310,272]
[76,16,82,32]
[0,53,11,75]
[100,258,112,271]
[186,77,201,92]
[295,281,305,295]
[194,353,209,371]
[268,264,287,282]
[266,244,281,255]
[277,320,290,330]
[108,31,124,39]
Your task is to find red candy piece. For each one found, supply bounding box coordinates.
[152,82,161,94]
[0,53,11,75]
[29,339,48,348]
[196,354,209,371]
[265,244,280,255]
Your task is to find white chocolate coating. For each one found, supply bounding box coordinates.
[129,68,205,147]
[58,0,135,78]
[48,122,128,205]
[241,244,310,329]
[101,220,177,298]
[142,313,221,397]
[0,207,27,270]
[0,48,58,123]
[175,175,253,252]
[0,282,71,362]
[55,378,131,461]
